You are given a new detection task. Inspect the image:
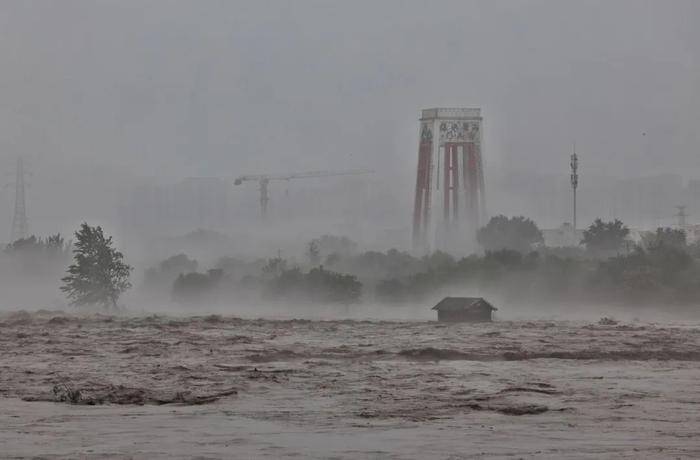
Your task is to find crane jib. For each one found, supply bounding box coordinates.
[232,169,374,218]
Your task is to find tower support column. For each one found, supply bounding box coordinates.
[412,108,485,255]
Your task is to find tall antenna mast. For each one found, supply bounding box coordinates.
[570,144,578,232]
[11,157,29,242]
[675,205,687,229]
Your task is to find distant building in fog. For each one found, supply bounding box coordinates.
[687,180,700,226]
[685,225,700,244]
[432,297,496,323]
[541,223,583,247]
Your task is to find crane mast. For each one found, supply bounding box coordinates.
[234,169,373,219]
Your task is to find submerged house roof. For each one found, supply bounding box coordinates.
[431,297,497,312]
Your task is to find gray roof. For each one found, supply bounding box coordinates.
[431,297,497,312]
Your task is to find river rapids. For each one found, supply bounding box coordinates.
[1,310,699,458]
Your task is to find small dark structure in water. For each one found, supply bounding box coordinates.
[432,297,497,322]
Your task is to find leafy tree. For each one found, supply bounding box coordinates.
[5,234,69,257]
[477,215,543,253]
[266,266,362,304]
[422,251,456,272]
[484,249,525,267]
[215,256,264,279]
[306,267,362,304]
[4,234,70,274]
[5,235,43,254]
[144,254,198,289]
[267,267,305,296]
[172,269,224,304]
[581,219,630,256]
[641,227,687,251]
[306,240,321,266]
[159,253,198,273]
[262,256,288,277]
[646,244,692,281]
[60,223,132,310]
[45,234,67,252]
[595,244,693,301]
[690,241,700,259]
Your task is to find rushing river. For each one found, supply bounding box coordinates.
[1,310,699,459]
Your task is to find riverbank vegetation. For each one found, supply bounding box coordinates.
[3,216,700,309]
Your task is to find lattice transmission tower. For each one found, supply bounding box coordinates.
[11,157,29,242]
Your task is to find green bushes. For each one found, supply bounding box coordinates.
[147,223,700,309]
[372,243,700,306]
[168,262,362,306]
[266,266,362,304]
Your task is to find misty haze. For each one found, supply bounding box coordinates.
[1,1,700,458]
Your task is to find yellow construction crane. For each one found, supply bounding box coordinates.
[234,169,373,218]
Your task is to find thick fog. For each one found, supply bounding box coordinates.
[0,0,699,270]
[1,1,699,242]
[4,4,700,457]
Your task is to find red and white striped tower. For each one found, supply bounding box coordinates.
[412,108,485,254]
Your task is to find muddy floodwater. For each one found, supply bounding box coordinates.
[1,310,700,459]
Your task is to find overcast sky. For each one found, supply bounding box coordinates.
[0,0,698,237]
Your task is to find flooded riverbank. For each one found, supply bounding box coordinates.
[1,310,699,458]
